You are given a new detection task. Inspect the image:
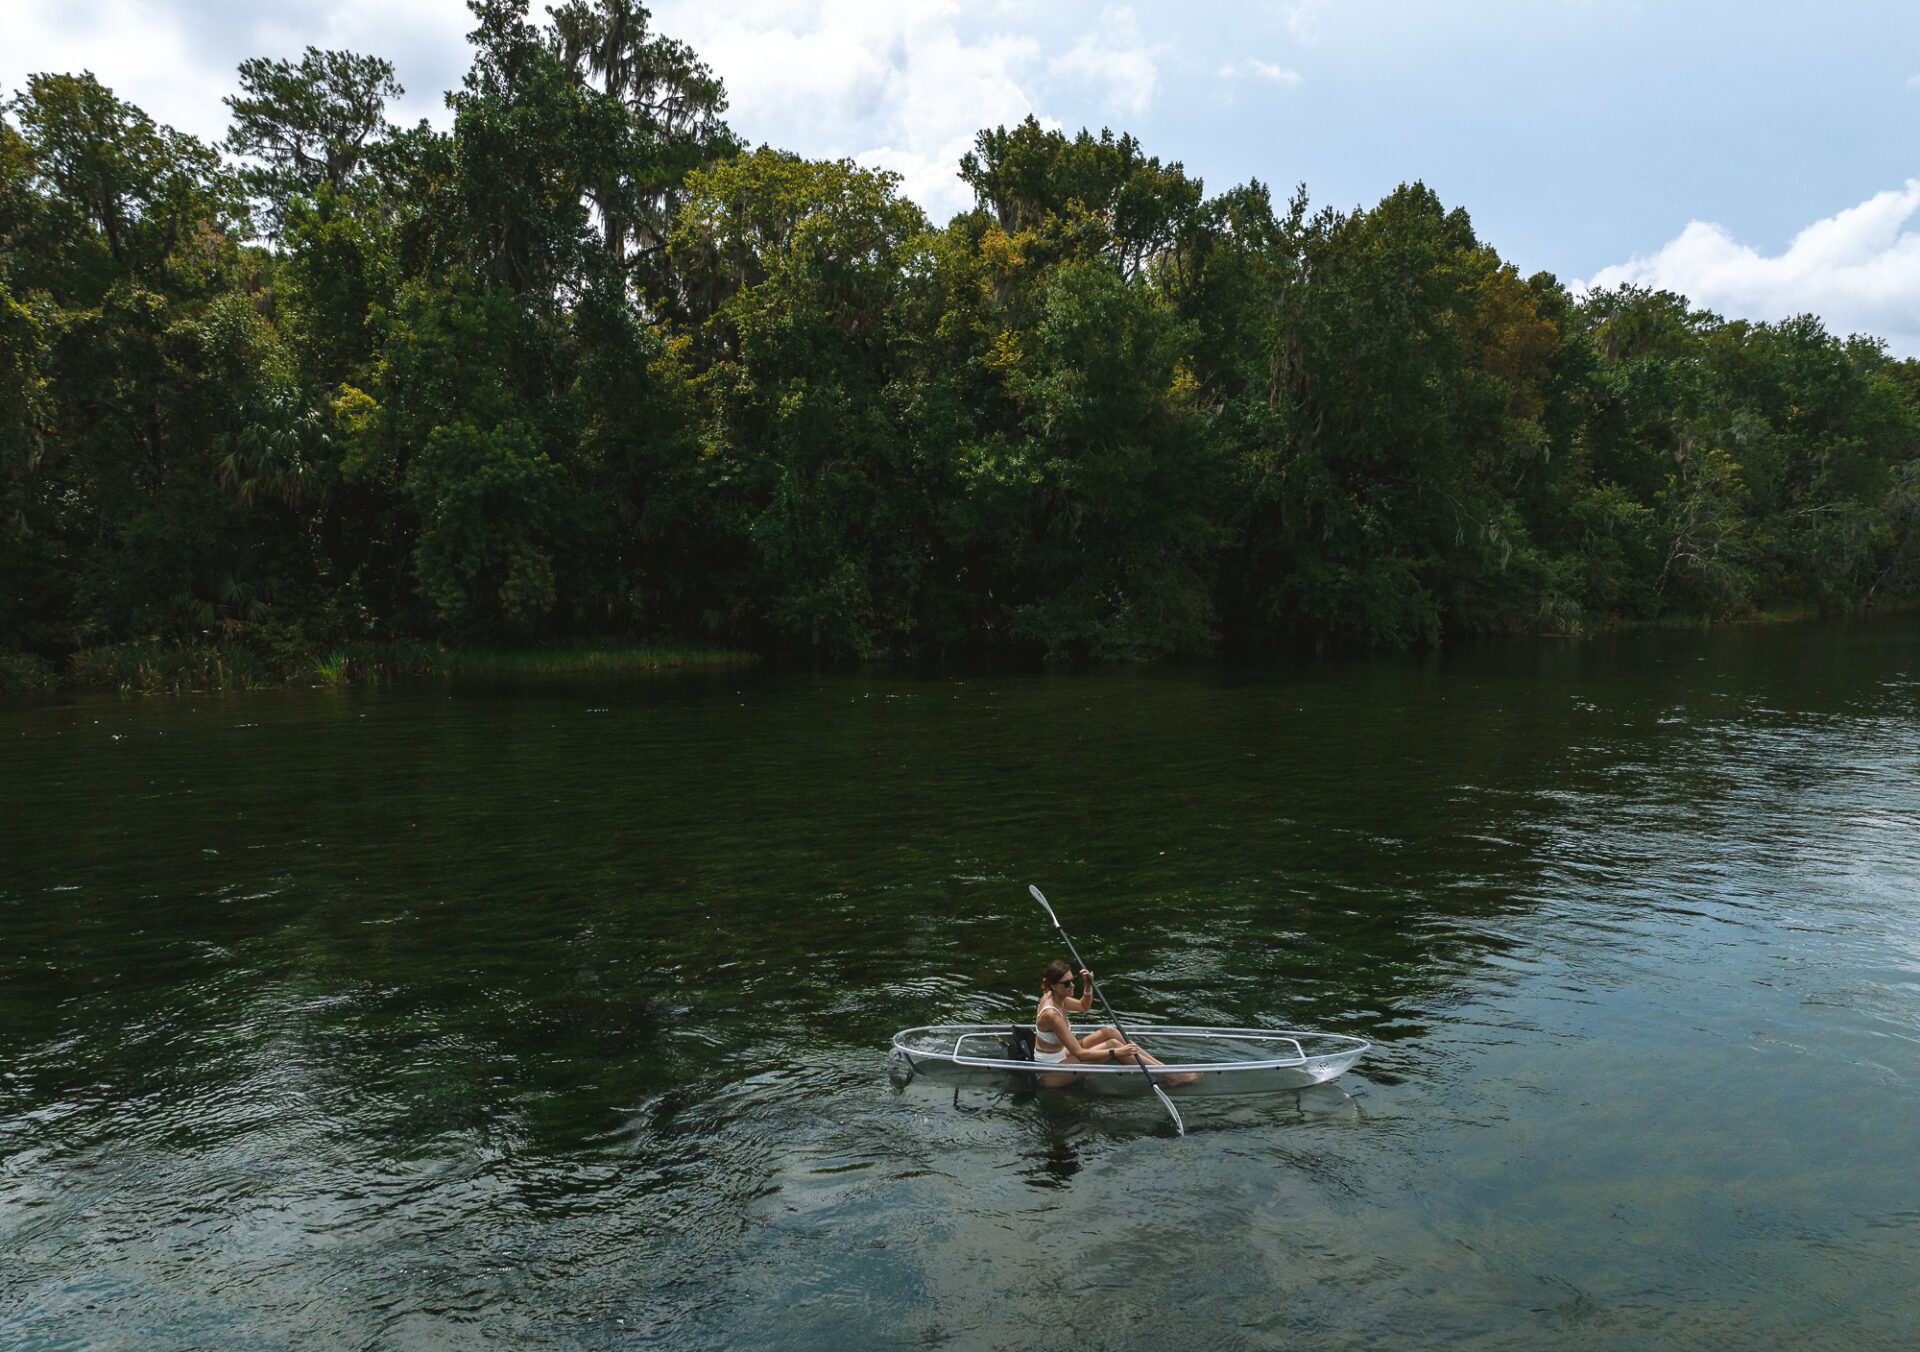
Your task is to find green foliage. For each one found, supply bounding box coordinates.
[65,637,436,692]
[7,72,239,304]
[1218,184,1563,647]
[5,23,1920,687]
[224,47,400,238]
[436,637,754,675]
[547,0,738,309]
[1877,458,1920,601]
[964,257,1222,659]
[0,649,55,693]
[958,117,1203,282]
[674,149,931,655]
[409,415,565,636]
[0,261,57,651]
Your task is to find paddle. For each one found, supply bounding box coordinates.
[1028,884,1185,1137]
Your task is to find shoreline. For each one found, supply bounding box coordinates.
[4,601,1913,698]
[0,639,760,697]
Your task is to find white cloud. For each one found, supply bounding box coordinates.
[1272,0,1330,43]
[1,0,470,143]
[1214,58,1302,96]
[1582,182,1920,355]
[652,0,1045,222]
[650,1,1176,221]
[1245,59,1303,85]
[1047,8,1158,118]
[2,0,1059,223]
[2,0,1166,226]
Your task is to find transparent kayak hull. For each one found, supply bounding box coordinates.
[888,1024,1368,1097]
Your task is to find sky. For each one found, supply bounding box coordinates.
[7,0,1920,351]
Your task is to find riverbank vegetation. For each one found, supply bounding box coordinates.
[24,636,750,694]
[5,1,1919,689]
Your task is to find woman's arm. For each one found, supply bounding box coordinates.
[1069,969,1096,1013]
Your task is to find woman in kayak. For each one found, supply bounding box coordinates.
[1034,960,1172,1068]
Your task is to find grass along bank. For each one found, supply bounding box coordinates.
[433,640,760,678]
[1,638,757,696]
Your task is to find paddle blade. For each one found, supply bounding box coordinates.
[1152,1083,1186,1136]
[1028,884,1059,927]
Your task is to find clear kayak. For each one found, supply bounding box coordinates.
[888,1024,1368,1096]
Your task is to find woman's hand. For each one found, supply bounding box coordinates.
[1079,968,1094,985]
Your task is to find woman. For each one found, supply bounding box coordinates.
[1033,960,1172,1069]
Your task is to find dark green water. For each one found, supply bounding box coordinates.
[4,619,1918,1350]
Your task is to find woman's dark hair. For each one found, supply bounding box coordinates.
[1042,960,1073,989]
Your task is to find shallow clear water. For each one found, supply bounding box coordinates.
[3,619,1918,1350]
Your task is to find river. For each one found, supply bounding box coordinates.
[3,617,1917,1349]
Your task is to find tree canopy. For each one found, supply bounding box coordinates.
[4,0,1917,673]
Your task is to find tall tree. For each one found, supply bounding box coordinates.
[224,47,401,238]
[548,0,736,302]
[672,149,932,654]
[930,121,1225,658]
[2,73,319,645]
[1228,183,1561,647]
[958,117,1202,282]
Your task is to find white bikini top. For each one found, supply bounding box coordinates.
[1035,998,1068,1048]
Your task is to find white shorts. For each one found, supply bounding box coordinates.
[1034,1046,1068,1065]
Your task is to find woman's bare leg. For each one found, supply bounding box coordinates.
[1075,1026,1126,1053]
[1070,1029,1199,1083]
[1070,1029,1176,1070]
[1110,1042,1200,1085]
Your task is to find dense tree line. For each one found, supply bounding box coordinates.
[4,0,1918,676]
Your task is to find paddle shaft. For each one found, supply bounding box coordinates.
[1030,885,1184,1136]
